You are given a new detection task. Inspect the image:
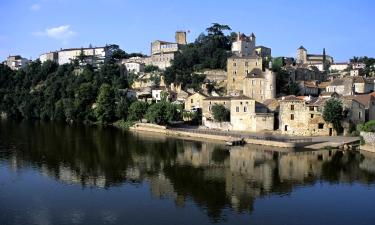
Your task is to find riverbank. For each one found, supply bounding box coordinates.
[128,123,323,149]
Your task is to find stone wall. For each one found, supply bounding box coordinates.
[361,132,375,146]
[202,118,233,130]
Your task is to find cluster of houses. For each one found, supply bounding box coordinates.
[3,30,375,137]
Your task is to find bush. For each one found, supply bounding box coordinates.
[127,101,148,122]
[357,120,375,132]
[211,104,230,122]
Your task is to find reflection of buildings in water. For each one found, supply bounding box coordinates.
[41,164,107,188]
[176,142,228,168]
[226,147,276,210]
[148,173,178,199]
[278,150,337,182]
[360,151,375,174]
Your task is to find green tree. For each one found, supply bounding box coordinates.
[323,98,344,133]
[116,97,129,120]
[211,104,230,122]
[145,101,181,125]
[144,65,159,73]
[95,83,116,124]
[127,101,148,122]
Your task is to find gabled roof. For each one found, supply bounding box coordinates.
[246,68,264,78]
[298,46,307,51]
[204,96,232,101]
[280,95,305,102]
[329,78,346,86]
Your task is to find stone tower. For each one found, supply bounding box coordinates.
[175,31,187,45]
[264,69,276,100]
[296,46,307,64]
[231,32,256,57]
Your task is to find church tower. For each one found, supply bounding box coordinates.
[296,46,307,64]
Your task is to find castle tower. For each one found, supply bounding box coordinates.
[296,46,307,64]
[231,32,256,57]
[264,69,276,100]
[175,31,187,45]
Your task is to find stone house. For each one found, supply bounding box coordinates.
[227,56,263,93]
[123,61,145,74]
[242,68,276,102]
[151,86,176,102]
[4,55,29,70]
[298,80,319,96]
[202,97,232,121]
[230,96,274,132]
[184,92,208,111]
[279,96,335,136]
[326,77,373,96]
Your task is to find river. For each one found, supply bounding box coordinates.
[0,120,375,225]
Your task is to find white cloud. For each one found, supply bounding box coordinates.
[33,25,76,44]
[30,4,41,11]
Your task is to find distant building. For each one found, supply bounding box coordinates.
[254,46,271,60]
[123,61,145,74]
[326,77,373,96]
[4,55,29,70]
[184,92,207,111]
[231,32,256,57]
[39,45,115,66]
[296,46,333,67]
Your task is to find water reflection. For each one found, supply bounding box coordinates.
[1,120,375,222]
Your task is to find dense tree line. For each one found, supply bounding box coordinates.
[0,60,183,126]
[164,23,233,89]
[0,60,130,124]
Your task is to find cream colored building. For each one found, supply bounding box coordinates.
[231,32,256,57]
[123,61,145,74]
[39,45,114,65]
[242,68,276,102]
[230,96,274,132]
[296,46,333,66]
[202,96,231,120]
[184,92,207,111]
[227,56,262,92]
[4,55,29,70]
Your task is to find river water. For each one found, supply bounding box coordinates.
[0,120,375,225]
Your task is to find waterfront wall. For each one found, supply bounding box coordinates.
[361,131,375,153]
[130,123,309,149]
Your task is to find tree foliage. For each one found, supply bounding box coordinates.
[323,98,344,133]
[127,101,148,122]
[95,83,116,124]
[211,104,230,122]
[164,23,232,89]
[145,101,181,125]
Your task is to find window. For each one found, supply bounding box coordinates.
[309,106,314,111]
[310,114,314,118]
[359,111,362,119]
[291,105,295,110]
[318,123,324,129]
[245,62,248,66]
[290,114,294,120]
[244,106,247,112]
[233,63,237,67]
[191,99,193,103]
[240,102,243,105]
[236,106,239,112]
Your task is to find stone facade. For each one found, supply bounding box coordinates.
[123,61,145,74]
[242,68,276,102]
[279,96,335,136]
[184,92,207,111]
[202,97,231,120]
[227,56,263,92]
[231,32,256,57]
[4,55,29,70]
[296,46,333,65]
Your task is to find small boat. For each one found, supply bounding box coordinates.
[226,137,245,146]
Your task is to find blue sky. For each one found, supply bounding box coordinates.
[0,0,374,62]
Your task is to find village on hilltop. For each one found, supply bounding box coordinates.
[2,26,375,145]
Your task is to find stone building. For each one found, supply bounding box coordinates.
[123,61,145,74]
[254,46,271,60]
[227,56,263,92]
[326,77,373,96]
[202,96,232,120]
[39,45,115,66]
[230,96,274,132]
[296,46,333,66]
[279,95,366,136]
[231,32,256,57]
[184,92,208,111]
[227,57,276,102]
[279,96,335,136]
[4,55,29,70]
[242,68,276,102]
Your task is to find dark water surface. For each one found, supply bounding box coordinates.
[0,120,375,225]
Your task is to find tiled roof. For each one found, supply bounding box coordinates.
[246,68,264,78]
[280,95,305,101]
